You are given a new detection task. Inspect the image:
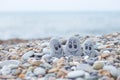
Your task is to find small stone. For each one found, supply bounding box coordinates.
[99,69,112,77]
[48,68,59,73]
[44,73,56,80]
[71,66,76,71]
[76,64,93,72]
[27,66,34,71]
[60,38,67,45]
[99,76,114,80]
[22,63,31,68]
[117,75,120,80]
[67,70,86,78]
[93,61,104,70]
[38,77,45,80]
[89,72,98,76]
[19,73,25,79]
[8,55,18,60]
[103,65,119,77]
[28,58,42,66]
[22,51,34,60]
[41,42,49,48]
[103,50,110,54]
[13,69,21,75]
[25,71,35,79]
[57,69,68,78]
[85,58,97,65]
[0,60,20,67]
[34,53,43,60]
[76,78,84,80]
[0,66,11,75]
[33,67,46,75]
[40,62,52,70]
[100,51,110,58]
[115,55,120,60]
[112,32,118,37]
[84,72,91,79]
[52,57,59,63]
[42,48,50,54]
[116,49,120,55]
[8,64,19,69]
[55,58,65,68]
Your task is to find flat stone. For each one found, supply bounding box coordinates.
[22,51,34,60]
[0,60,20,67]
[76,64,92,71]
[67,70,86,78]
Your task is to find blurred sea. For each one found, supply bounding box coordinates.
[0,12,120,40]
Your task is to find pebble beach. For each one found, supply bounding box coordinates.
[0,32,120,80]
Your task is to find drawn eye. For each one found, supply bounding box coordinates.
[85,46,88,50]
[59,45,61,48]
[69,44,72,48]
[37,55,42,58]
[55,47,58,50]
[89,47,91,50]
[74,45,77,48]
[68,41,72,48]
[30,54,35,57]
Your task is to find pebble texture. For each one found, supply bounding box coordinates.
[0,32,119,80]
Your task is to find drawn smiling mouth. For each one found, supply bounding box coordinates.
[68,50,78,55]
[85,52,91,56]
[55,50,63,54]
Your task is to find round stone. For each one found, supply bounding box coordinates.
[33,67,46,75]
[93,61,104,70]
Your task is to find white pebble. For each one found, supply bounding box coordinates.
[0,60,20,67]
[1,66,11,75]
[22,51,34,60]
[93,61,104,70]
[33,67,46,75]
[67,70,86,78]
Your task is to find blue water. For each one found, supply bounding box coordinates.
[0,12,120,40]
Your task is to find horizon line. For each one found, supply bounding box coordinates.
[0,10,120,13]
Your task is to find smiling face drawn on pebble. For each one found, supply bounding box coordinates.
[65,37,82,56]
[83,39,95,56]
[50,38,63,57]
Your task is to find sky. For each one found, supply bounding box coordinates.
[0,0,120,12]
